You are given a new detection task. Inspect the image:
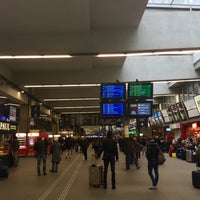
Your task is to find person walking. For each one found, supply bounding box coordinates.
[97,130,119,189]
[50,138,62,173]
[65,136,74,159]
[124,134,140,170]
[10,135,19,167]
[80,137,89,160]
[146,138,160,190]
[34,137,48,176]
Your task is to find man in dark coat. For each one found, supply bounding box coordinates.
[124,134,140,170]
[50,138,62,173]
[34,137,48,176]
[80,137,89,160]
[97,131,119,189]
[146,139,160,190]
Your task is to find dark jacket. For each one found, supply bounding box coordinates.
[196,145,200,168]
[50,140,62,163]
[123,138,135,155]
[99,137,119,161]
[34,138,47,156]
[146,140,160,162]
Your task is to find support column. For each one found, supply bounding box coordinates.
[18,104,30,133]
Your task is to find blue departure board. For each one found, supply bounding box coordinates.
[101,102,125,117]
[101,83,126,99]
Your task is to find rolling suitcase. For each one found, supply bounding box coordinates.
[89,164,103,187]
[186,150,193,162]
[192,170,200,189]
[0,165,9,178]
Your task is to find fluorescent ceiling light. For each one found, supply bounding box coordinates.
[44,98,99,101]
[126,52,153,56]
[24,84,100,88]
[1,49,200,60]
[96,54,126,57]
[61,111,100,114]
[152,79,200,84]
[0,96,7,99]
[0,55,72,59]
[4,103,21,107]
[54,106,100,109]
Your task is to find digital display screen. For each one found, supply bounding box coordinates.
[101,83,126,99]
[9,106,17,122]
[194,95,200,114]
[157,111,164,124]
[161,109,171,123]
[128,102,152,117]
[101,102,125,118]
[184,99,200,118]
[128,83,153,99]
[152,111,163,125]
[176,102,188,121]
[170,104,181,122]
[166,107,175,123]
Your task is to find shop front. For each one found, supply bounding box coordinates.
[0,122,17,166]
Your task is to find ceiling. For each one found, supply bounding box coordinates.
[0,0,149,115]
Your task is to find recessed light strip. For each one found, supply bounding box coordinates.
[24,84,100,88]
[0,55,72,59]
[0,96,7,99]
[54,106,100,109]
[44,98,99,101]
[61,111,100,114]
[1,49,200,59]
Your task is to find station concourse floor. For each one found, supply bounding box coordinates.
[0,146,200,200]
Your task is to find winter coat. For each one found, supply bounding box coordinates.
[146,140,160,162]
[50,141,62,163]
[196,145,200,168]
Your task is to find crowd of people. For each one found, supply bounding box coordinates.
[8,132,200,190]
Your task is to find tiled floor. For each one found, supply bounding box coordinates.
[0,146,200,200]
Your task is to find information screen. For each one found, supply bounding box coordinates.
[184,99,200,118]
[128,83,153,99]
[101,83,126,99]
[101,102,125,118]
[194,95,200,114]
[176,102,188,121]
[128,102,152,117]
[170,104,181,122]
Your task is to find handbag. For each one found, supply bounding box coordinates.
[158,150,166,165]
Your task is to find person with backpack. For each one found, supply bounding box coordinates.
[146,138,160,190]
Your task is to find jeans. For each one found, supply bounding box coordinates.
[126,153,139,169]
[103,158,116,188]
[37,154,46,175]
[148,160,159,187]
[12,151,19,167]
[51,162,59,172]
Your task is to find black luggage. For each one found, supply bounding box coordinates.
[176,148,183,159]
[181,149,186,160]
[192,170,200,189]
[0,165,9,178]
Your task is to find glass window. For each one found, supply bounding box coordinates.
[148,0,200,6]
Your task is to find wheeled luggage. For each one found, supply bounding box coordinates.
[89,165,103,187]
[186,150,195,162]
[0,165,9,178]
[192,170,200,189]
[176,147,183,159]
